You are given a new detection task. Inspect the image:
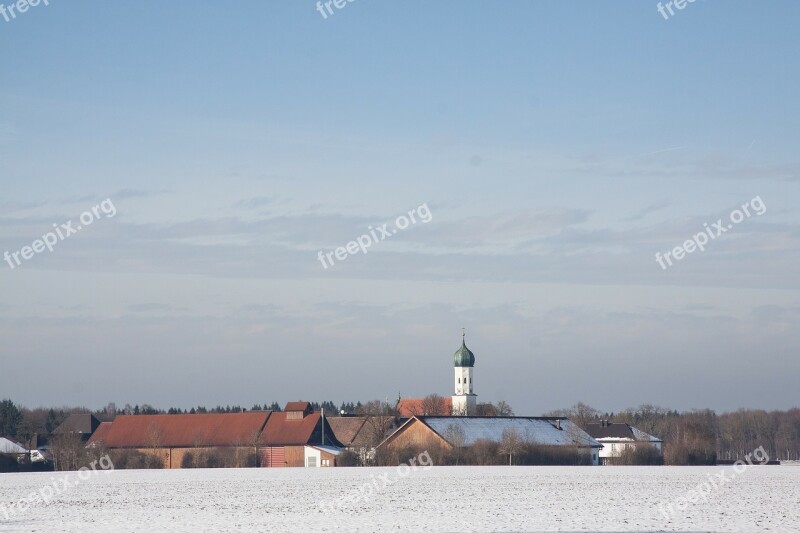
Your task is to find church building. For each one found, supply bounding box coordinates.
[396,330,479,417]
[451,331,477,416]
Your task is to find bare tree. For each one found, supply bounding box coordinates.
[443,423,467,465]
[475,403,498,416]
[145,424,166,468]
[499,428,522,465]
[544,402,599,430]
[50,432,86,471]
[357,400,398,465]
[495,401,514,416]
[421,394,448,416]
[191,432,207,468]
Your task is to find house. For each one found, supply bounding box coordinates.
[0,437,29,471]
[378,416,603,465]
[87,412,270,468]
[53,413,102,441]
[584,420,663,465]
[327,415,398,464]
[0,437,28,456]
[25,434,51,463]
[257,402,342,467]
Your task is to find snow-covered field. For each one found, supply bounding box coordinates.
[1,465,798,532]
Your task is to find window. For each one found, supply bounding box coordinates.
[458,378,461,383]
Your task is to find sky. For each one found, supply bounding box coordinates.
[1,0,798,414]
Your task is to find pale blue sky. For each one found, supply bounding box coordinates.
[1,1,798,413]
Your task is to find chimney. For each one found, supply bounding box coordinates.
[555,419,561,430]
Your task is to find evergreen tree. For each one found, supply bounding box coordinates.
[0,399,22,437]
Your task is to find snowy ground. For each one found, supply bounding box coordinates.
[0,465,798,532]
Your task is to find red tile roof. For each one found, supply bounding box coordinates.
[328,416,397,447]
[259,411,323,445]
[397,398,452,417]
[284,401,311,413]
[90,413,271,448]
[326,417,367,446]
[87,422,113,446]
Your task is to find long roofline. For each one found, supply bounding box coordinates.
[378,415,603,449]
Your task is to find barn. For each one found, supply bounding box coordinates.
[257,402,342,467]
[88,402,343,468]
[87,412,270,468]
[327,415,398,465]
[378,416,602,465]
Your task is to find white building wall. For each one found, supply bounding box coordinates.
[304,446,321,468]
[597,439,662,463]
[581,447,600,466]
[451,394,477,416]
[453,367,473,395]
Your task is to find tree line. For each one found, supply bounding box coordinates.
[4,398,799,468]
[546,402,800,464]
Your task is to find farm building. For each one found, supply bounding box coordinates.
[257,402,342,467]
[378,416,603,465]
[88,421,113,446]
[0,437,28,458]
[584,420,663,465]
[0,437,29,472]
[327,415,398,464]
[87,411,269,468]
[53,413,102,441]
[304,445,341,467]
[86,402,343,468]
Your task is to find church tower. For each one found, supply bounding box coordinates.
[451,329,477,416]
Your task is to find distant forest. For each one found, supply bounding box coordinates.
[2,398,799,464]
[545,402,800,464]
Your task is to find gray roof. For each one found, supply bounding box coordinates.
[419,417,602,448]
[53,413,101,435]
[584,422,662,443]
[630,426,663,443]
[0,437,28,454]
